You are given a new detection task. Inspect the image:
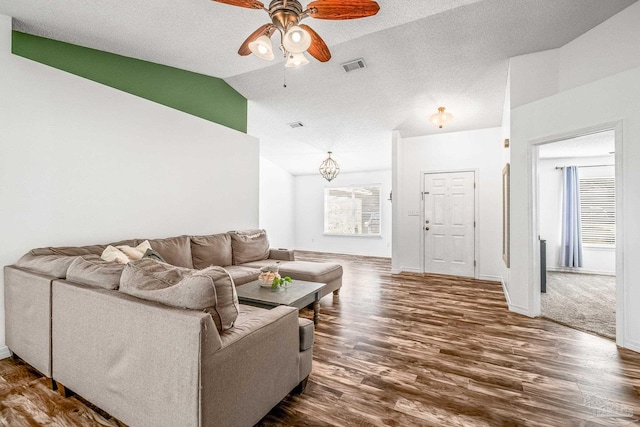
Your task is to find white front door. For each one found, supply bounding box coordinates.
[423,171,476,277]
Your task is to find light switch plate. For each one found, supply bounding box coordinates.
[408,209,420,216]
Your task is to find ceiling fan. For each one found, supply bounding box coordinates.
[212,0,380,67]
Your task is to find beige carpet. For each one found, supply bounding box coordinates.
[541,271,615,339]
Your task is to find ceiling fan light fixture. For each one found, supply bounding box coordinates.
[319,151,340,182]
[283,25,312,53]
[429,107,453,129]
[285,52,310,67]
[248,35,274,60]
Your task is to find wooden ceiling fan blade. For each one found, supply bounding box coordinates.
[300,24,331,62]
[238,23,274,56]
[306,0,380,20]
[212,0,264,10]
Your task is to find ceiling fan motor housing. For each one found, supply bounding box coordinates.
[269,0,304,30]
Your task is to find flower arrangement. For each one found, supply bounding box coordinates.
[258,263,292,290]
[271,275,292,290]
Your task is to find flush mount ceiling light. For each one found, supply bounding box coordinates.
[429,107,454,129]
[213,0,380,67]
[319,151,340,182]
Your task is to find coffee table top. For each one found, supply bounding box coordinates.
[236,280,324,308]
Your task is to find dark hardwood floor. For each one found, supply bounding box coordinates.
[1,251,639,426]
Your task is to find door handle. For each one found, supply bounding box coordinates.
[425,226,430,231]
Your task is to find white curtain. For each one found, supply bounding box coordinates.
[560,166,583,268]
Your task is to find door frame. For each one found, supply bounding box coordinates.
[420,169,480,279]
[528,121,624,345]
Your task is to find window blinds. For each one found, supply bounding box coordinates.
[324,185,381,235]
[579,177,615,246]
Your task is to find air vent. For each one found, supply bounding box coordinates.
[288,121,304,128]
[342,58,367,73]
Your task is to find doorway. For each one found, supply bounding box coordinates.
[536,130,616,339]
[422,171,476,277]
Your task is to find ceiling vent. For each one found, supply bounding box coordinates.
[288,121,304,128]
[341,58,367,73]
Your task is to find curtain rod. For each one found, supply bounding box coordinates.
[555,164,614,170]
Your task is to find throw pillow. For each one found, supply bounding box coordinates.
[142,248,167,263]
[117,240,152,261]
[228,229,270,265]
[119,259,239,331]
[101,246,130,264]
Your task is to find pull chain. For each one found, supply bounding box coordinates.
[283,65,287,88]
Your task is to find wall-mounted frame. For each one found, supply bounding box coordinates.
[502,163,510,268]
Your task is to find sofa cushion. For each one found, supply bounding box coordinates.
[276,261,343,284]
[149,236,194,269]
[229,230,270,265]
[223,265,260,286]
[29,245,106,257]
[240,260,291,270]
[190,234,233,269]
[119,259,239,331]
[67,255,125,290]
[15,253,79,278]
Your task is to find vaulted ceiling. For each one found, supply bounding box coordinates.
[0,0,636,174]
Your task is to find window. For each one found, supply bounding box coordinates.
[579,176,615,246]
[324,185,381,236]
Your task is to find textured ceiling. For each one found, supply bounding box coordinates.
[539,131,615,159]
[0,0,636,175]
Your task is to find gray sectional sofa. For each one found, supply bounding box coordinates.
[3,230,343,427]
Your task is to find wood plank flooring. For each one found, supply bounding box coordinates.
[261,251,640,426]
[1,251,639,426]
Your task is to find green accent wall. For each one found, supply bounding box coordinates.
[11,31,247,133]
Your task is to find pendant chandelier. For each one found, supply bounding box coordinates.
[429,107,453,129]
[319,151,340,182]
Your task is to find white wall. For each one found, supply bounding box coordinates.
[510,49,559,109]
[0,16,259,356]
[539,156,615,274]
[393,127,504,280]
[558,2,640,92]
[259,157,295,249]
[294,170,392,257]
[509,2,640,110]
[508,2,640,351]
[511,67,640,350]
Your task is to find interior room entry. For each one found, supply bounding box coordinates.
[423,171,476,277]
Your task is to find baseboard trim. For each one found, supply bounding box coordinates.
[479,275,503,283]
[391,269,401,274]
[547,267,615,276]
[0,346,11,360]
[622,339,640,353]
[499,277,532,317]
[400,267,422,273]
[500,277,511,305]
[508,304,532,317]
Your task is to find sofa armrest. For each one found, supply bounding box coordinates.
[201,305,301,426]
[298,318,314,351]
[269,248,295,261]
